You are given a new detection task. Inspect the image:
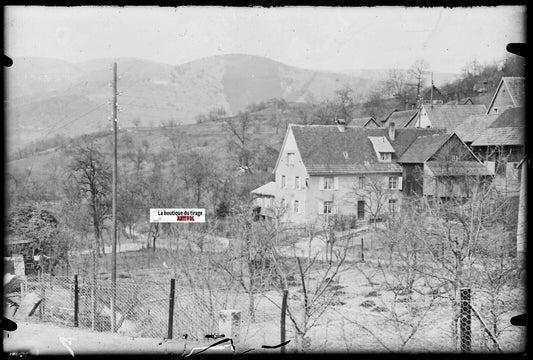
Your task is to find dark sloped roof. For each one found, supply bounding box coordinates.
[290,125,445,174]
[422,85,446,101]
[426,161,492,176]
[424,104,487,130]
[471,127,524,147]
[382,109,419,127]
[448,97,474,105]
[398,132,450,163]
[488,107,525,128]
[348,117,378,127]
[454,114,500,143]
[504,77,525,107]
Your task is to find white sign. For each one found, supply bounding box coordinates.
[150,208,205,223]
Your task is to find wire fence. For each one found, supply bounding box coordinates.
[12,272,525,353]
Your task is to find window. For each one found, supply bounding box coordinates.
[324,201,333,214]
[380,152,391,162]
[495,158,507,176]
[324,176,333,190]
[343,151,349,160]
[294,200,300,213]
[281,198,286,208]
[295,176,301,189]
[388,199,397,213]
[287,153,295,166]
[281,175,286,188]
[451,155,459,161]
[359,176,365,189]
[388,176,398,189]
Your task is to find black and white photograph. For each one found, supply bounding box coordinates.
[3,5,526,354]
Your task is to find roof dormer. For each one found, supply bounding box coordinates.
[368,136,395,163]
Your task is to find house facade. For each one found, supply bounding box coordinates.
[252,122,491,225]
[471,107,525,196]
[398,132,492,199]
[486,77,525,114]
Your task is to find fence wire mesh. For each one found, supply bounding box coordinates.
[12,273,525,353]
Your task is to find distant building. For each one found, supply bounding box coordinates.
[420,85,447,105]
[411,104,487,131]
[446,97,474,105]
[381,109,419,128]
[486,76,525,114]
[348,116,381,128]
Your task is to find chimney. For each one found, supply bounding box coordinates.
[388,121,396,141]
[337,118,346,132]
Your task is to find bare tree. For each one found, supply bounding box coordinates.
[384,69,417,109]
[334,85,357,121]
[223,111,258,174]
[261,221,348,352]
[66,140,112,256]
[408,59,430,105]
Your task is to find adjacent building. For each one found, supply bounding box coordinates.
[381,109,419,128]
[410,104,487,130]
[486,76,525,114]
[471,107,525,195]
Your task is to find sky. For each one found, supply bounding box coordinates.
[4,6,526,74]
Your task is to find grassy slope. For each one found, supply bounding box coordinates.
[6,106,288,186]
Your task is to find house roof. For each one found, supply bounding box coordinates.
[382,109,419,127]
[348,117,379,127]
[421,85,446,100]
[470,107,525,147]
[446,97,474,105]
[426,161,493,176]
[422,104,487,130]
[289,125,446,175]
[503,77,526,108]
[454,114,500,143]
[250,181,277,197]
[368,136,395,153]
[471,127,525,147]
[397,132,451,163]
[487,77,525,112]
[487,107,525,129]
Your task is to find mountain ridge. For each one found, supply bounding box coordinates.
[5,54,435,152]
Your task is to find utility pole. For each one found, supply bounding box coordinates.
[430,72,434,106]
[111,62,118,333]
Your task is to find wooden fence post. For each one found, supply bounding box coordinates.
[168,278,176,339]
[74,274,79,327]
[280,289,289,354]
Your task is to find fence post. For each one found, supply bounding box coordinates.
[168,278,176,339]
[460,288,472,353]
[361,238,365,262]
[74,274,79,327]
[280,289,288,354]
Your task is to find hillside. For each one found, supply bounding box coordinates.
[5,54,383,153]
